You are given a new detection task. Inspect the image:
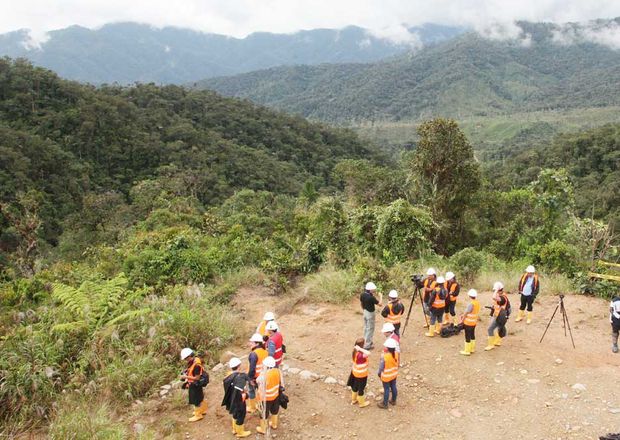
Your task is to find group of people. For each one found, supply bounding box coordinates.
[179,312,286,437]
[354,265,542,408]
[178,263,620,433]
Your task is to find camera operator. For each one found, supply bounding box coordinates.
[360,281,383,350]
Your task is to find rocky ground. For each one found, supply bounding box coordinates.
[129,287,620,440]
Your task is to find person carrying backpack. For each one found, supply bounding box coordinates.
[222,357,252,438]
[443,272,460,326]
[180,347,209,422]
[426,276,447,337]
[485,282,509,351]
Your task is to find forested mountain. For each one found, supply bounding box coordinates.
[0,22,464,84]
[0,58,381,251]
[202,20,620,123]
[489,123,620,229]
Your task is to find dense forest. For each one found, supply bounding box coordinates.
[0,23,465,84]
[0,60,617,437]
[203,20,620,122]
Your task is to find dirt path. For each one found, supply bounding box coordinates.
[131,288,620,440]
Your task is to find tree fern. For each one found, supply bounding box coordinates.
[52,283,88,318]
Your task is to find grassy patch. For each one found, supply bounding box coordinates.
[298,266,358,303]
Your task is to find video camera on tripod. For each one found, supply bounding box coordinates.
[402,274,429,336]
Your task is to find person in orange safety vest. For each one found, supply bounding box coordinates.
[377,338,399,409]
[346,337,371,408]
[381,290,405,335]
[459,289,480,356]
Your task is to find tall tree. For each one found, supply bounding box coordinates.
[410,118,481,252]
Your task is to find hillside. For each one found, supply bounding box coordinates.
[0,22,464,84]
[0,58,381,248]
[202,20,620,123]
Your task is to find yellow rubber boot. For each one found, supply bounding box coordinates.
[256,419,268,434]
[247,398,256,412]
[453,316,459,326]
[357,394,370,408]
[515,310,524,322]
[471,340,476,353]
[443,314,450,325]
[188,407,204,422]
[269,415,278,430]
[231,418,236,434]
[494,334,502,346]
[484,336,495,351]
[351,391,358,405]
[235,422,252,438]
[459,341,471,356]
[526,312,532,324]
[198,399,208,415]
[435,323,442,335]
[425,325,435,337]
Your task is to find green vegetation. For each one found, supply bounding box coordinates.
[203,22,620,123]
[0,60,617,437]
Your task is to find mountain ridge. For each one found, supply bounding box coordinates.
[0,22,465,84]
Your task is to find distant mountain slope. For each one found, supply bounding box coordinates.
[202,20,620,123]
[0,22,465,84]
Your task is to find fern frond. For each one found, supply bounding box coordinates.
[51,320,88,334]
[52,283,88,318]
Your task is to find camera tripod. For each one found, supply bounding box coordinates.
[402,285,429,336]
[539,294,575,349]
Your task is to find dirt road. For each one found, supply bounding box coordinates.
[132,288,620,440]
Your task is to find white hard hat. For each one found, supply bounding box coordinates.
[250,333,264,343]
[427,268,436,276]
[263,356,276,368]
[493,281,504,292]
[266,321,279,331]
[180,347,193,360]
[388,290,398,299]
[365,282,377,291]
[468,289,478,298]
[229,357,242,369]
[526,265,536,274]
[263,312,275,321]
[382,323,395,333]
[445,272,455,281]
[436,276,445,284]
[383,338,398,349]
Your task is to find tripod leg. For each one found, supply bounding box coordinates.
[561,303,576,349]
[539,304,560,344]
[561,304,568,337]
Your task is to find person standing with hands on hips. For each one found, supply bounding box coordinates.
[516,265,539,324]
[360,282,382,350]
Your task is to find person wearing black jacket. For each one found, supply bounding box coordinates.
[610,296,620,353]
[221,357,251,438]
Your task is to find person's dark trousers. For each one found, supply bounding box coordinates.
[382,380,397,406]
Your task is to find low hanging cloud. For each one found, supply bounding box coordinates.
[551,20,620,49]
[2,0,620,50]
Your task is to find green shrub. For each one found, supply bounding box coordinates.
[450,248,486,282]
[351,256,389,288]
[49,396,127,440]
[299,266,358,303]
[99,352,175,402]
[539,239,582,276]
[375,199,433,265]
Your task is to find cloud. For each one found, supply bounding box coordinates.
[474,21,533,47]
[20,29,50,50]
[551,20,620,49]
[1,0,620,46]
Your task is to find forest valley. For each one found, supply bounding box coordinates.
[0,58,618,437]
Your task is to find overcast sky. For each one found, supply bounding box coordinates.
[3,0,620,43]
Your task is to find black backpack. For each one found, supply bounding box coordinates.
[196,370,210,388]
[436,287,447,301]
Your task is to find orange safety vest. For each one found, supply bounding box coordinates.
[252,347,268,379]
[423,278,437,302]
[257,320,268,337]
[385,302,403,324]
[444,281,459,302]
[493,294,508,317]
[262,368,281,402]
[431,286,446,309]
[351,352,369,378]
[380,352,399,382]
[463,299,480,326]
[185,357,203,384]
[519,273,539,292]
